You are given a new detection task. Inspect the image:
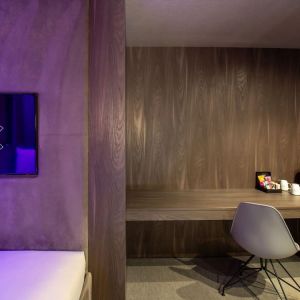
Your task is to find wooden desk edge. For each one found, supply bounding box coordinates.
[126,208,300,221]
[127,189,300,221]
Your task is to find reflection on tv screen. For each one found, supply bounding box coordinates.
[0,93,38,175]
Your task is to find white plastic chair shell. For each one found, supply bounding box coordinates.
[231,202,299,259]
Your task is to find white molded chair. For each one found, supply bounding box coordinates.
[220,202,300,299]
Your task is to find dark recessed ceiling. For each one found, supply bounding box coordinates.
[126,0,300,48]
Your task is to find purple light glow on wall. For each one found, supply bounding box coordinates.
[0,93,38,175]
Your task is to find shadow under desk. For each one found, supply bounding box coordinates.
[126,189,300,258]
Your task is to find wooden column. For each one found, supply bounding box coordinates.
[89,0,126,299]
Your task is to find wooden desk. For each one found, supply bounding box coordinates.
[127,189,300,257]
[127,189,300,221]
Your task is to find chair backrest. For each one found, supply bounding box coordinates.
[231,202,299,259]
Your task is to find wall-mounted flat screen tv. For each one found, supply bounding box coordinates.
[0,93,38,175]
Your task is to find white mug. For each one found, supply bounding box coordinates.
[280,180,289,191]
[290,183,300,195]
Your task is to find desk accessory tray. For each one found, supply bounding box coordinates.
[255,171,282,193]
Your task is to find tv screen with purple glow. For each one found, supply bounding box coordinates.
[0,93,38,175]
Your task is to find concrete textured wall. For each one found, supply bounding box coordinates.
[0,0,88,250]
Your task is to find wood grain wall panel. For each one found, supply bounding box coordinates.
[126,47,300,258]
[89,0,125,299]
[126,48,300,190]
[126,221,238,258]
[127,220,300,258]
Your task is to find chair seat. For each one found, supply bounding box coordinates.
[223,202,300,298]
[231,202,300,259]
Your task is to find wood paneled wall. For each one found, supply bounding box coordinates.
[126,47,300,190]
[127,219,300,258]
[126,47,300,258]
[127,220,239,258]
[89,0,126,299]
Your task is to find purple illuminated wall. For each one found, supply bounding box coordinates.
[0,0,88,250]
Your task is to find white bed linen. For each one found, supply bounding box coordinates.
[0,250,85,300]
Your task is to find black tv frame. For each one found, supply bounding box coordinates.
[0,92,39,176]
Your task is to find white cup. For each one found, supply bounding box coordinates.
[290,183,300,195]
[280,180,289,191]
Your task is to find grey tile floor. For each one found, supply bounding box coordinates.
[127,256,300,300]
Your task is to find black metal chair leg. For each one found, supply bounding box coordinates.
[265,261,300,293]
[264,266,284,300]
[276,259,300,291]
[260,258,264,269]
[220,255,255,296]
[220,256,300,298]
[270,259,288,300]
